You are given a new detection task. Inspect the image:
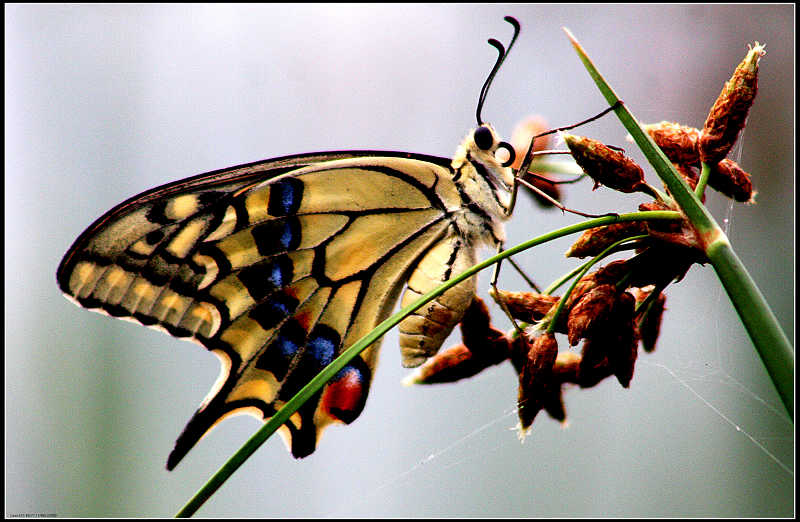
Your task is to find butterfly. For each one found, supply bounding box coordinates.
[57,16,525,470]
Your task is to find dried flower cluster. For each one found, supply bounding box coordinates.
[404,43,764,438]
[643,43,765,204]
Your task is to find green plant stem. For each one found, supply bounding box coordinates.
[696,161,712,199]
[175,209,680,517]
[565,27,794,418]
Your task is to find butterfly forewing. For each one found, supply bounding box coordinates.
[57,151,480,467]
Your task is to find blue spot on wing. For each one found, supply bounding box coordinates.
[255,319,306,381]
[239,255,294,301]
[268,177,303,216]
[252,218,301,256]
[307,324,340,367]
[249,290,299,331]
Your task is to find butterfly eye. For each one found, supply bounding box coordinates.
[474,125,495,150]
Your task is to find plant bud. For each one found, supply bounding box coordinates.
[643,121,701,165]
[551,351,581,383]
[563,133,648,193]
[402,297,509,385]
[709,159,755,203]
[638,201,701,251]
[401,344,475,385]
[493,289,560,324]
[578,339,613,388]
[633,290,667,353]
[606,291,638,388]
[517,331,559,429]
[511,115,551,166]
[699,43,765,164]
[567,283,617,346]
[459,297,511,361]
[565,221,649,258]
[594,260,631,285]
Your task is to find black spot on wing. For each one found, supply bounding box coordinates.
[249,290,300,331]
[278,323,340,400]
[252,217,302,256]
[238,254,294,301]
[255,318,307,381]
[268,177,304,216]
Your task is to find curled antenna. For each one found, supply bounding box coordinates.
[476,16,520,125]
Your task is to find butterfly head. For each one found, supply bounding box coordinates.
[450,15,522,219]
[451,123,516,221]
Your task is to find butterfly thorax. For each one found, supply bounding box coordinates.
[449,124,514,247]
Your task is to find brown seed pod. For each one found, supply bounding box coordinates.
[565,221,649,258]
[644,121,701,166]
[459,296,511,362]
[563,133,648,194]
[517,331,559,429]
[606,291,639,388]
[709,159,755,203]
[402,343,476,385]
[638,201,702,252]
[510,116,562,208]
[578,338,613,388]
[699,43,765,164]
[631,289,667,353]
[403,297,510,385]
[567,283,618,346]
[493,289,560,324]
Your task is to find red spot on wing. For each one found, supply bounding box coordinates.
[322,367,366,422]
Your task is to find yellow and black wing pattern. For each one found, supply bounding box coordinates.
[57,147,512,468]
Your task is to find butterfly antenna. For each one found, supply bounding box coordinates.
[476,16,521,125]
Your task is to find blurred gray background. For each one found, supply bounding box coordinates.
[6,4,794,517]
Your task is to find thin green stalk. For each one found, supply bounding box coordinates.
[696,162,712,199]
[543,235,649,334]
[565,28,794,418]
[175,210,680,517]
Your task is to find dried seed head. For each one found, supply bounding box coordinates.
[578,339,613,388]
[638,201,702,252]
[493,289,560,324]
[594,260,631,285]
[403,297,510,385]
[511,116,562,208]
[565,221,649,258]
[517,331,559,429]
[543,387,567,423]
[606,291,639,388]
[563,133,648,193]
[709,159,756,203]
[643,121,701,166]
[401,343,475,385]
[459,296,511,363]
[551,351,581,382]
[699,42,765,164]
[625,242,698,289]
[511,115,551,168]
[633,289,667,353]
[566,283,618,346]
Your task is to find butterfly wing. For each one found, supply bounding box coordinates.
[57,150,466,468]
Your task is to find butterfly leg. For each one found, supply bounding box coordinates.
[488,241,524,333]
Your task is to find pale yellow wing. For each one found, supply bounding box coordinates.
[58,151,473,468]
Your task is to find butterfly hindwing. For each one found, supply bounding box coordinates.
[57,151,484,466]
